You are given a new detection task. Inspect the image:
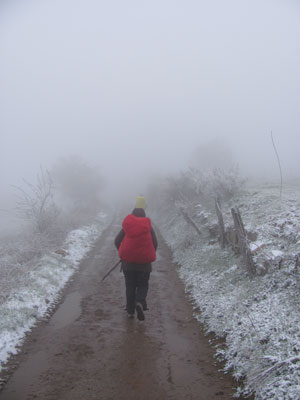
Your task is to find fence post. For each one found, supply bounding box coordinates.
[179,207,202,237]
[215,198,226,248]
[231,207,256,276]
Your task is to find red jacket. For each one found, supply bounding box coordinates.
[118,214,156,264]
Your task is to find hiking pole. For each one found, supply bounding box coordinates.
[102,259,122,282]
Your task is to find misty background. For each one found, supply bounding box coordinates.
[1,0,300,222]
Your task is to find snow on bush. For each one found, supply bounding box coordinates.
[151,173,300,399]
[0,212,110,372]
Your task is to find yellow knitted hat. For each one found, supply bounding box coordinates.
[135,195,146,209]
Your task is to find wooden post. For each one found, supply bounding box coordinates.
[179,208,202,237]
[215,198,226,248]
[231,207,256,276]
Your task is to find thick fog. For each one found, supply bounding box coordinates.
[1,0,300,213]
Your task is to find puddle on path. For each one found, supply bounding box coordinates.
[50,291,82,330]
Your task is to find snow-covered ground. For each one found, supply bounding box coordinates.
[0,212,110,373]
[154,180,300,399]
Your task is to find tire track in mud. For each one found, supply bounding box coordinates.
[0,220,240,400]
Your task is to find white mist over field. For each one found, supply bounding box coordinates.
[1,0,300,204]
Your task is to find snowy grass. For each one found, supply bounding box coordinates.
[154,180,300,399]
[0,212,110,372]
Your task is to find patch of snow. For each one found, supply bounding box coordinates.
[271,249,284,258]
[0,212,110,371]
[250,241,264,252]
[153,180,300,400]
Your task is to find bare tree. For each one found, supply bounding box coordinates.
[13,167,59,235]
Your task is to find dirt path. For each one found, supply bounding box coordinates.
[0,220,239,400]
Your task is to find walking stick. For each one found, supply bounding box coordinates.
[102,259,122,281]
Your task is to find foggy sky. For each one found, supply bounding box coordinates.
[1,0,300,202]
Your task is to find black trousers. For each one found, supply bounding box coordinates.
[123,270,150,314]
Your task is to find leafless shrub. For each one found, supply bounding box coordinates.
[13,167,59,236]
[149,166,245,215]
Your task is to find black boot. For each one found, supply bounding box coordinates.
[136,302,145,321]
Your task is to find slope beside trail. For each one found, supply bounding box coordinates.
[0,219,240,400]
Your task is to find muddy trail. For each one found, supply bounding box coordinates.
[0,220,240,400]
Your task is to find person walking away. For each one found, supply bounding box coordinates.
[114,197,158,321]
